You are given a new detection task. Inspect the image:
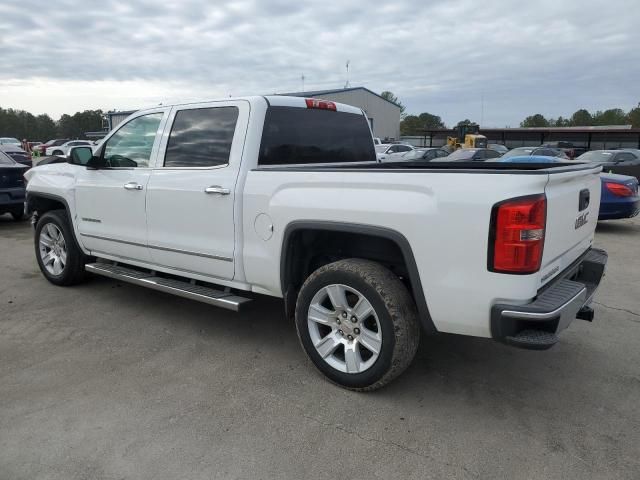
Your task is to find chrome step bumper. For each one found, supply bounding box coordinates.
[85,263,252,312]
[491,248,608,350]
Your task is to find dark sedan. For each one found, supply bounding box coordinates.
[0,145,32,168]
[442,148,502,162]
[0,150,28,221]
[576,150,640,182]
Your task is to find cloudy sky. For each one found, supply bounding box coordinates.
[1,0,638,126]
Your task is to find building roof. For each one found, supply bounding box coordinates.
[278,86,402,109]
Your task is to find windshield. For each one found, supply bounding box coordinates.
[502,147,534,158]
[0,137,20,145]
[375,145,388,153]
[443,149,476,161]
[577,151,615,163]
[0,151,16,165]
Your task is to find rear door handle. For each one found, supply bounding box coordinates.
[205,186,230,195]
[123,182,143,191]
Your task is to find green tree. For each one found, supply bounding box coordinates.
[570,109,593,126]
[456,119,474,127]
[520,114,549,127]
[627,106,640,128]
[592,108,627,126]
[400,112,446,135]
[380,91,406,116]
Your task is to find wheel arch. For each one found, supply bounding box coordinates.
[280,220,437,334]
[26,192,86,252]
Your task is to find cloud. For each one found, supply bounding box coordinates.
[0,0,638,125]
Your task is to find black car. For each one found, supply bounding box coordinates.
[0,150,28,221]
[576,150,640,182]
[0,145,31,168]
[443,148,502,162]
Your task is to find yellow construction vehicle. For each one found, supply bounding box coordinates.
[446,123,487,151]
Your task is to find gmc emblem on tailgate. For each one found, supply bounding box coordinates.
[575,212,589,230]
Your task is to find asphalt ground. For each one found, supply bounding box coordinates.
[1,215,639,479]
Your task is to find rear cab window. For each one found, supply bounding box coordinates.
[258,106,376,165]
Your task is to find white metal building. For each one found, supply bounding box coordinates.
[280,87,402,140]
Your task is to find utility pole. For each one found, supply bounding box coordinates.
[480,90,485,127]
[344,60,350,89]
[301,73,305,92]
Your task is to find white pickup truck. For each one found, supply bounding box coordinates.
[25,96,608,391]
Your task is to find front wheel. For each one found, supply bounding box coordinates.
[295,259,420,391]
[35,210,89,286]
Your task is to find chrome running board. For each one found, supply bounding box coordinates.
[85,262,252,312]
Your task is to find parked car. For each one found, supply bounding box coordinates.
[45,140,94,157]
[541,141,587,159]
[598,173,640,220]
[443,148,502,161]
[487,144,509,156]
[498,155,639,221]
[0,150,28,220]
[0,145,32,168]
[502,146,569,160]
[576,150,640,182]
[375,143,414,161]
[0,137,21,147]
[34,139,70,156]
[25,95,607,390]
[28,141,42,151]
[400,147,450,161]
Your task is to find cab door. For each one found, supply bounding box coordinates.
[75,109,169,262]
[145,101,249,280]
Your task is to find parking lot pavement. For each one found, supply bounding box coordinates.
[1,216,639,480]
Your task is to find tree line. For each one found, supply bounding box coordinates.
[520,106,640,128]
[0,107,104,141]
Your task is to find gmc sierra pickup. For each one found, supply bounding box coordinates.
[25,96,608,391]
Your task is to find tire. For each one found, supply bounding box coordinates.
[34,210,89,286]
[295,259,420,391]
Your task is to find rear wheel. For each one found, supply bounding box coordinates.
[295,259,420,391]
[35,210,89,286]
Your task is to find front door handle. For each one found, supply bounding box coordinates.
[123,182,143,191]
[204,186,230,195]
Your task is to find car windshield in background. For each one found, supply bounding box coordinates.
[502,147,534,158]
[577,151,615,163]
[375,145,388,153]
[442,149,476,161]
[259,107,376,165]
[0,151,16,165]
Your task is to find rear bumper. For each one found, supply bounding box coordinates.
[0,187,26,209]
[491,248,607,350]
[598,200,640,220]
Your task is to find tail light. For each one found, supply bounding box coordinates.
[305,98,337,111]
[489,194,547,274]
[605,182,634,197]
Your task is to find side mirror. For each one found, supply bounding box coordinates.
[69,146,95,166]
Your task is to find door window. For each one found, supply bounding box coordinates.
[103,112,163,168]
[398,145,412,152]
[615,152,637,163]
[164,107,239,168]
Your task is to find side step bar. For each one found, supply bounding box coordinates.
[85,263,252,312]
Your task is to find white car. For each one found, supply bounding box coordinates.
[45,140,94,157]
[375,143,414,161]
[0,137,22,147]
[25,95,607,391]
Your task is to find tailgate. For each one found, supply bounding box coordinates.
[539,166,602,286]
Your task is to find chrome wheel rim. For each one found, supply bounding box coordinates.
[307,284,382,374]
[39,223,67,276]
